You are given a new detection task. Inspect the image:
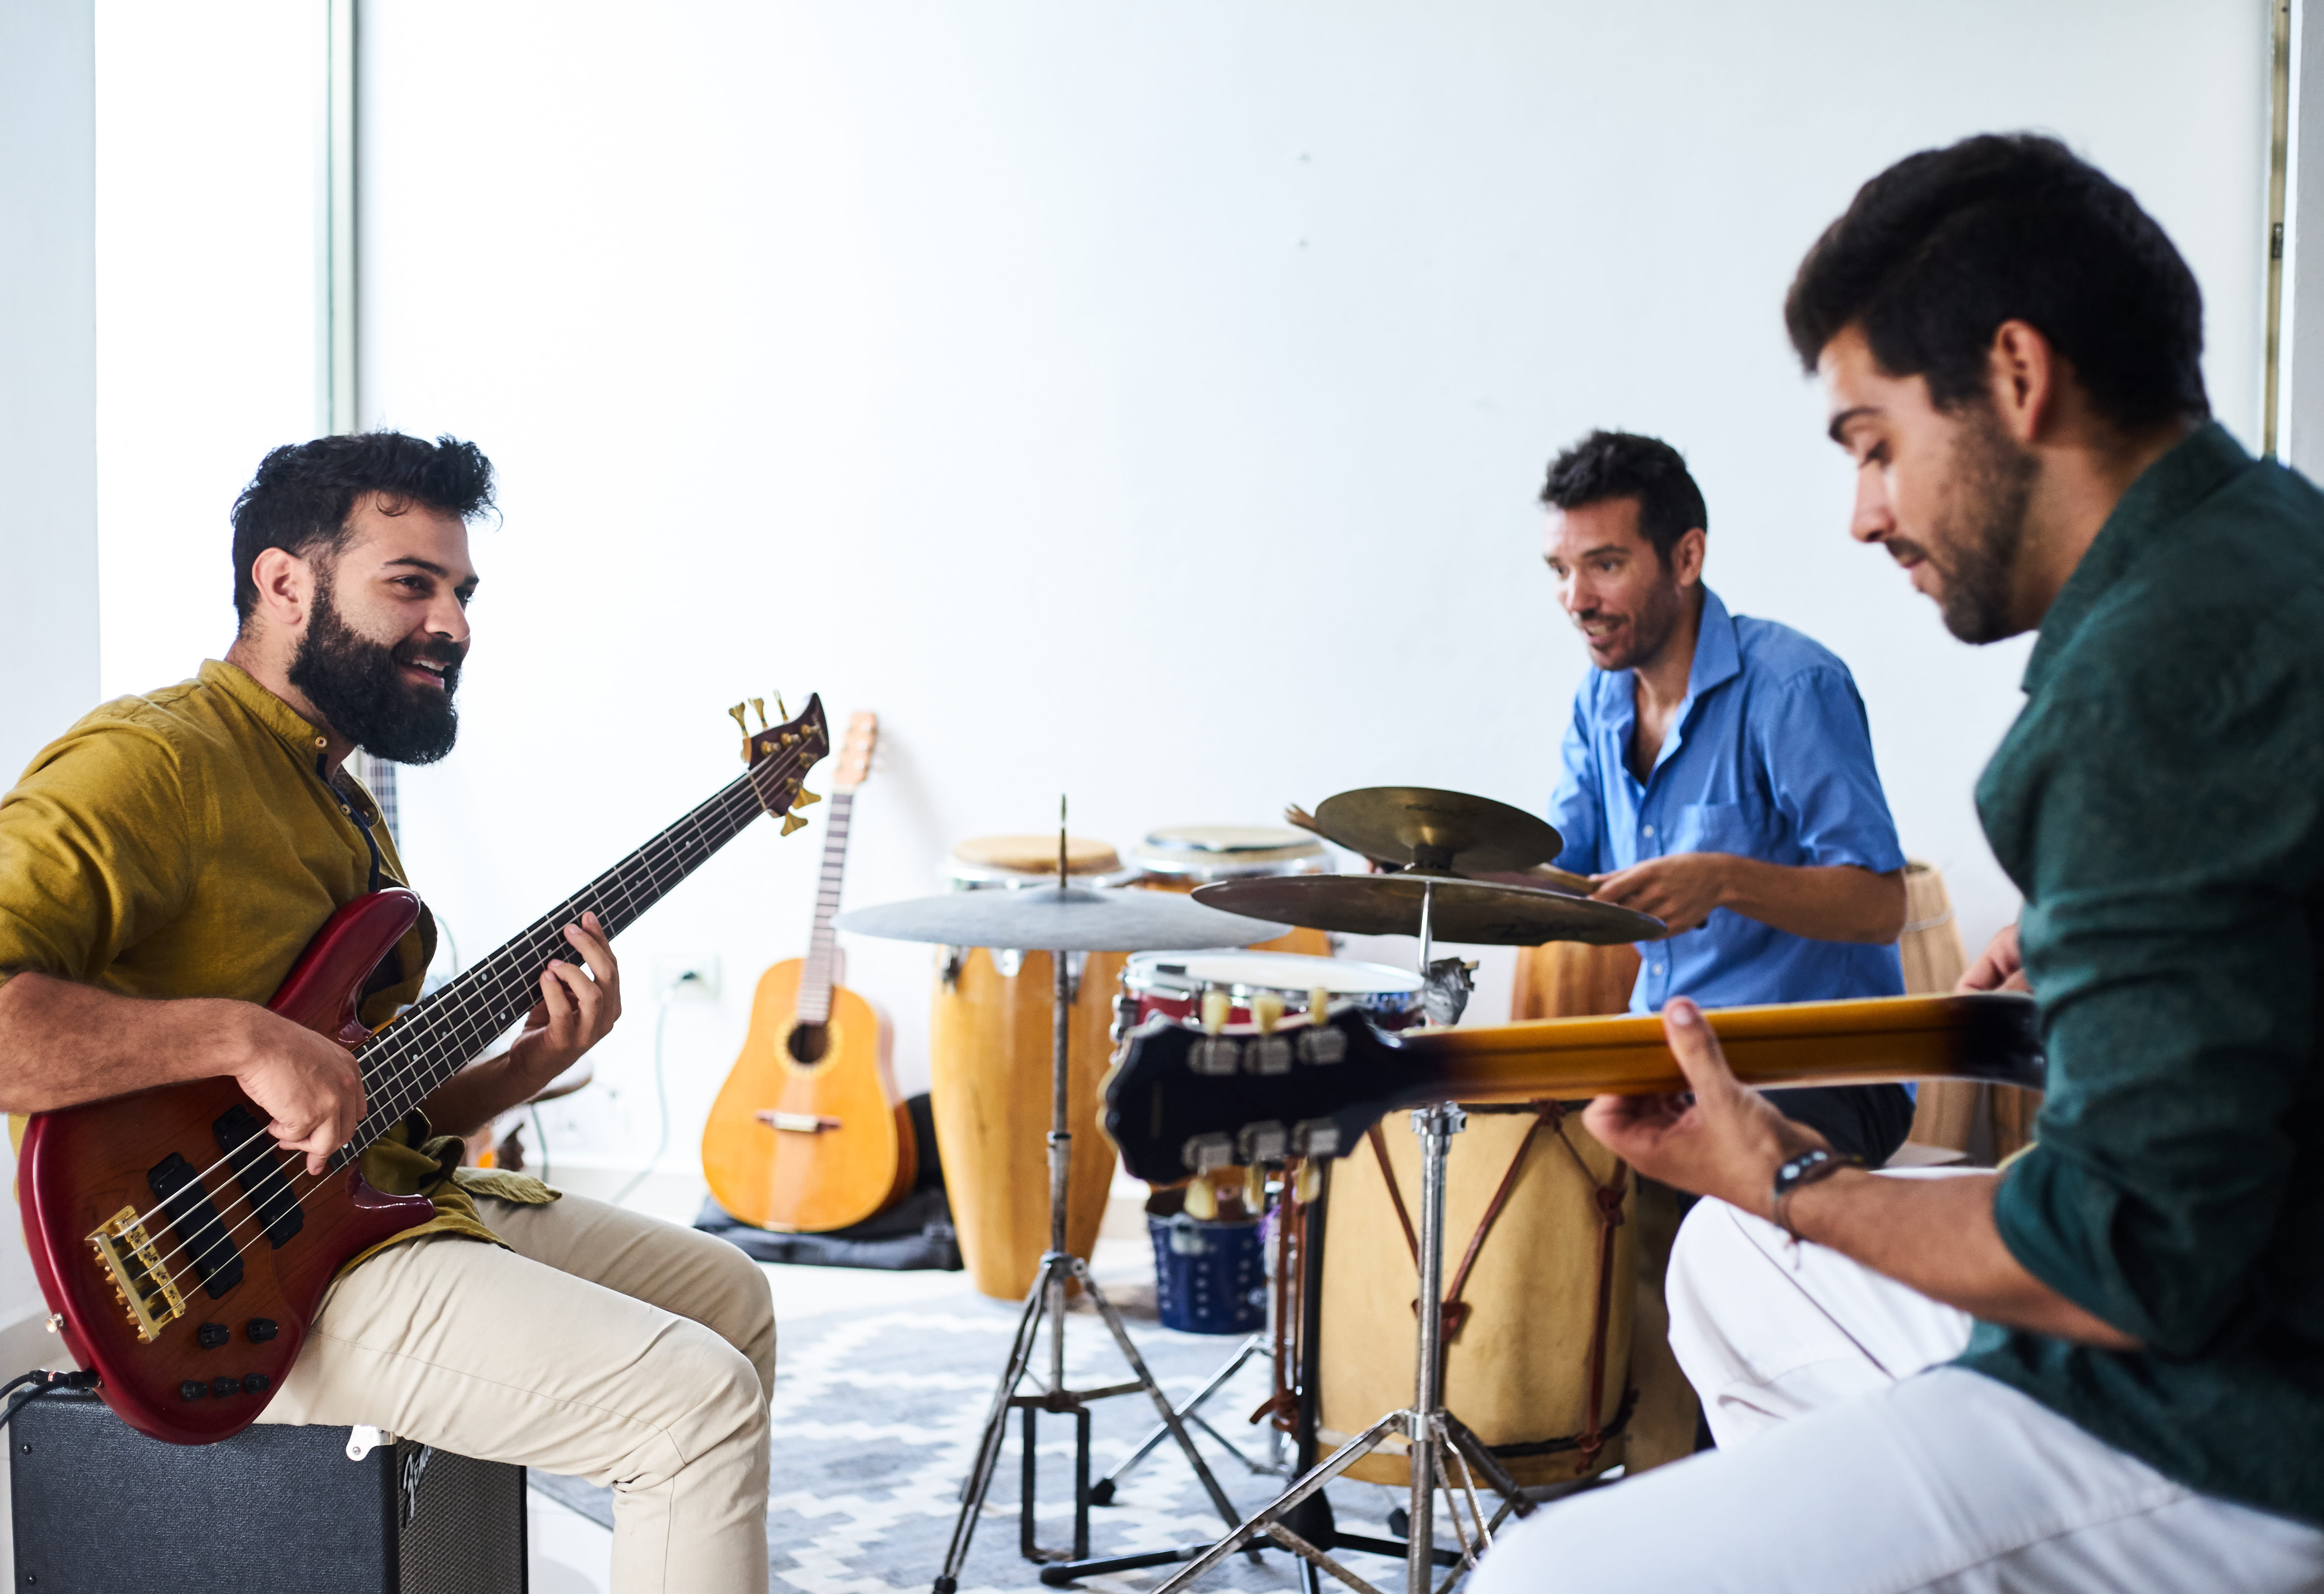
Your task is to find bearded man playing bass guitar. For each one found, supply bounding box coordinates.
[0,433,774,1592]
[1471,137,2324,1592]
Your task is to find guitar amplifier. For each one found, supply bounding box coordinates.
[9,1390,527,1592]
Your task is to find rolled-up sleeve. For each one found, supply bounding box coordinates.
[1756,667,1906,875]
[0,726,193,989]
[1985,634,2321,1356]
[1547,683,1604,876]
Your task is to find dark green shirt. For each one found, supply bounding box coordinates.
[1961,423,2324,1525]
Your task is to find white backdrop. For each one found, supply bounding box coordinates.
[95,1,2269,1183]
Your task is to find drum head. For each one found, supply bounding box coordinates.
[949,834,1126,887]
[1127,950,1422,997]
[1134,824,1324,881]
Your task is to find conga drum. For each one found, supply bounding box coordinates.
[928,835,1131,1301]
[1131,825,1333,958]
[1317,1103,1637,1486]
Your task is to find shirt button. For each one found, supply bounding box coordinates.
[1652,963,1665,975]
[1642,824,1655,838]
[340,805,351,815]
[314,736,326,748]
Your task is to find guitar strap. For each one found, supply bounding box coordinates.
[1366,1103,1632,1472]
[319,753,387,894]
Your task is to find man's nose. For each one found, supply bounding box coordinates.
[1849,463,1895,546]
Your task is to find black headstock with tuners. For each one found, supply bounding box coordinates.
[1103,1008,1418,1183]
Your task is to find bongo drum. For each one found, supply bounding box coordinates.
[928,835,1129,1300]
[1132,825,1333,957]
[1317,1104,1637,1486]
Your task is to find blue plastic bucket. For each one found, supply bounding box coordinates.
[1148,1213,1267,1334]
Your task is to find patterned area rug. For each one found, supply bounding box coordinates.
[529,1280,1435,1594]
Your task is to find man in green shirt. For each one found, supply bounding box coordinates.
[1472,137,2324,1592]
[0,434,775,1592]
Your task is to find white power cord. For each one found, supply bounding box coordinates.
[608,997,674,1209]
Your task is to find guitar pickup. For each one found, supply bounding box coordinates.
[214,1102,304,1247]
[147,1152,245,1299]
[87,1205,185,1343]
[756,1111,842,1134]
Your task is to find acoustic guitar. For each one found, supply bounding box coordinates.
[702,711,916,1233]
[18,697,830,1444]
[1101,992,2044,1183]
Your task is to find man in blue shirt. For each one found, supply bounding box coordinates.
[1540,430,1912,1163]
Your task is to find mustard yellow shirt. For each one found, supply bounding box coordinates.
[0,659,552,1270]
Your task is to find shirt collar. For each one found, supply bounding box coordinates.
[2022,421,2250,695]
[196,659,378,820]
[1686,585,1742,700]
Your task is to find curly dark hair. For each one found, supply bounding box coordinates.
[1784,133,2208,431]
[1538,430,1708,567]
[230,432,497,624]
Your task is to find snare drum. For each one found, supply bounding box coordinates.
[928,836,1128,1300]
[1132,825,1332,957]
[1121,950,1425,1033]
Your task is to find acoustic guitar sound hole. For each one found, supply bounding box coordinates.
[786,1024,831,1065]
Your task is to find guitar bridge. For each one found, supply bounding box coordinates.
[88,1205,185,1343]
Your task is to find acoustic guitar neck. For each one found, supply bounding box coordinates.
[793,789,855,1026]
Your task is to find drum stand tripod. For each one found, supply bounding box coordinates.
[1144,1100,1535,1594]
[932,912,1245,1591]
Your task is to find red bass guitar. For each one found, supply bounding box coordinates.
[18,697,828,1444]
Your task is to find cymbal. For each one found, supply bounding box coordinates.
[1306,787,1564,876]
[836,885,1290,953]
[1190,873,1662,946]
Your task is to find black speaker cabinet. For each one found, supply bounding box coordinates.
[9,1390,526,1592]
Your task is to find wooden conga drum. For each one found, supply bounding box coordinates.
[1131,824,1333,958]
[928,836,1128,1301]
[1318,1104,1636,1486]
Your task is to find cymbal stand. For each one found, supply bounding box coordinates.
[1141,1102,1534,1594]
[932,817,1246,1593]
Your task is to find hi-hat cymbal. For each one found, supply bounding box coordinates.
[836,886,1289,953]
[1191,873,1662,946]
[1307,787,1564,876]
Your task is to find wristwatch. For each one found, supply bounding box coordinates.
[1770,1147,1860,1238]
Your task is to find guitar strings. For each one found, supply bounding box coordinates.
[126,744,807,1279]
[122,750,801,1284]
[111,743,811,1286]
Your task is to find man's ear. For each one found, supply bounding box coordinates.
[246,547,319,636]
[1669,526,1707,589]
[1986,319,2058,445]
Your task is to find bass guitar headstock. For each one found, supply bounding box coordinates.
[1102,1007,1420,1183]
[733,694,831,834]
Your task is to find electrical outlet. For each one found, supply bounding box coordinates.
[654,954,721,1001]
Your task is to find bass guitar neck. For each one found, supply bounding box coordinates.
[1102,992,2043,1184]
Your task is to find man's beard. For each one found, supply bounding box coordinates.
[1910,405,2039,644]
[287,577,464,765]
[1582,575,1687,673]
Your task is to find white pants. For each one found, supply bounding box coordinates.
[257,1194,775,1594]
[1470,1186,2324,1594]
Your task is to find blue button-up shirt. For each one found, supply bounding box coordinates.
[1548,586,1906,1013]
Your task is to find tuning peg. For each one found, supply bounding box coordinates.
[1183,1179,1218,1221]
[1251,991,1283,1035]
[792,788,821,809]
[750,697,767,730]
[780,812,808,836]
[775,692,790,721]
[728,703,749,735]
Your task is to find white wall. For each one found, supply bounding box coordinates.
[0,3,100,1574]
[96,2,2270,1184]
[92,0,321,699]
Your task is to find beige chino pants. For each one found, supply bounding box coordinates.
[255,1194,775,1594]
